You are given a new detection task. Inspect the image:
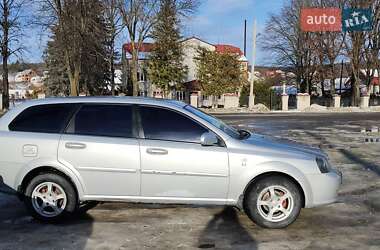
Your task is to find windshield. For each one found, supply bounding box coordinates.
[184,105,241,139]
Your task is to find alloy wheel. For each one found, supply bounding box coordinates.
[31,182,67,218]
[256,185,294,222]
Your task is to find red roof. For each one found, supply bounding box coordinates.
[123,43,154,54]
[123,40,244,56]
[214,44,243,56]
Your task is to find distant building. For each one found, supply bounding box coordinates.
[15,69,37,83]
[9,83,32,100]
[30,76,44,87]
[122,36,248,107]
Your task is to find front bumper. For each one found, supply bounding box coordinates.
[305,169,342,208]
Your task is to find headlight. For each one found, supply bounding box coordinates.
[316,157,330,173]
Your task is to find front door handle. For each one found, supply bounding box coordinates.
[65,142,87,149]
[146,148,168,155]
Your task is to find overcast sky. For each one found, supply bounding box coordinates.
[22,0,285,66]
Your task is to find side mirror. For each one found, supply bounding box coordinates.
[200,132,218,146]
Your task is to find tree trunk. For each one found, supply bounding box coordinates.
[68,68,80,96]
[321,79,325,97]
[351,73,360,106]
[330,63,335,96]
[1,0,9,110]
[131,50,139,96]
[110,39,115,96]
[121,46,128,94]
[64,51,79,96]
[2,54,9,110]
[110,62,115,96]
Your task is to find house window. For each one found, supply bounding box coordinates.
[137,69,147,82]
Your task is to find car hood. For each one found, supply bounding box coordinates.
[241,133,328,159]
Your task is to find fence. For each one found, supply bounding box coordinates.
[370,96,380,106]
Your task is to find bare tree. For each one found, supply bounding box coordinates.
[342,0,373,106]
[0,0,27,110]
[311,0,345,97]
[362,0,380,94]
[261,0,316,94]
[103,0,124,96]
[118,0,159,96]
[37,0,106,96]
[118,0,198,96]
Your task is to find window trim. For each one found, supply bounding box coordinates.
[64,103,139,139]
[136,104,226,147]
[8,103,80,135]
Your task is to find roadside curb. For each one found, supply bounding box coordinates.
[208,108,380,115]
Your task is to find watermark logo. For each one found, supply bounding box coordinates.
[301,8,341,32]
[342,8,372,32]
[301,8,372,32]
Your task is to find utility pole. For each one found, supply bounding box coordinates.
[249,19,257,108]
[244,19,247,56]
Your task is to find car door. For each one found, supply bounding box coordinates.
[58,104,141,197]
[138,105,229,200]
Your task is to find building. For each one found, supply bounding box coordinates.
[360,69,380,95]
[122,36,249,107]
[9,83,32,100]
[30,76,44,88]
[14,69,37,83]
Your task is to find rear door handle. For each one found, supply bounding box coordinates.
[146,148,168,155]
[65,142,87,149]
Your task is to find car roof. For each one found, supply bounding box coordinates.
[0,97,188,131]
[16,96,187,109]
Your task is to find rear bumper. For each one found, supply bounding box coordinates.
[305,169,342,208]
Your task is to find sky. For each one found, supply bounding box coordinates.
[183,0,286,66]
[23,0,286,66]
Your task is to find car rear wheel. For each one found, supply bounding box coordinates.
[24,173,77,223]
[244,176,302,229]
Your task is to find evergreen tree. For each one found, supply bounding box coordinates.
[44,38,70,96]
[43,0,110,96]
[196,47,245,107]
[148,0,187,98]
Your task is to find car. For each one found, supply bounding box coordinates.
[0,97,342,228]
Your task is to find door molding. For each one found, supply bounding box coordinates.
[77,166,138,173]
[141,169,228,178]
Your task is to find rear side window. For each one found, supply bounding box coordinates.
[68,104,135,138]
[9,104,77,133]
[139,106,208,143]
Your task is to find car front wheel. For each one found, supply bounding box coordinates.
[24,173,77,222]
[244,176,302,229]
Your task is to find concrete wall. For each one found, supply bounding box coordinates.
[281,95,289,111]
[190,94,198,107]
[360,96,370,109]
[333,95,341,108]
[297,94,310,110]
[224,95,239,109]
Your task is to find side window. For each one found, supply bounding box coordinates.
[139,106,208,143]
[69,104,135,138]
[9,104,77,133]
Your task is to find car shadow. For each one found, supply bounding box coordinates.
[198,207,257,249]
[303,130,380,176]
[338,149,380,176]
[0,182,93,250]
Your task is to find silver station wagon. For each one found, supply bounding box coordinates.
[0,97,341,228]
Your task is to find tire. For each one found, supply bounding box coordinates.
[244,175,302,229]
[24,173,77,223]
